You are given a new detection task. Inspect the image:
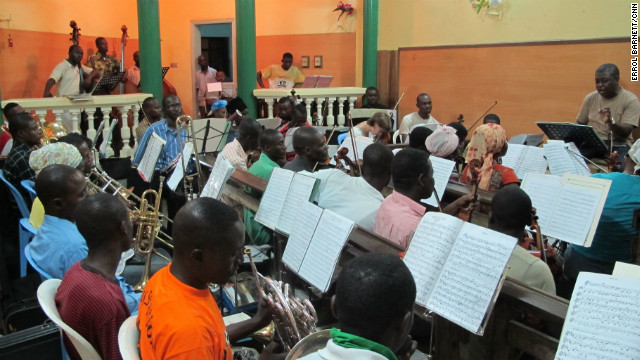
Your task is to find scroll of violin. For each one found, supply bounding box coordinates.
[334,148,360,177]
[458,159,481,222]
[69,20,81,45]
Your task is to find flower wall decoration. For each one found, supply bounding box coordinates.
[333,1,354,21]
[471,0,502,14]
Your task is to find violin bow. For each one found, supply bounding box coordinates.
[466,100,498,134]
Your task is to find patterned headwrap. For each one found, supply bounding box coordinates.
[425,125,459,158]
[29,142,82,174]
[464,123,507,190]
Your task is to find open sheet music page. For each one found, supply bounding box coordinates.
[99,118,119,157]
[167,143,193,191]
[282,202,324,272]
[137,132,166,182]
[426,221,516,335]
[501,144,548,179]
[421,157,456,207]
[403,212,462,306]
[613,262,640,279]
[297,210,355,292]
[555,273,640,360]
[335,136,373,163]
[562,173,611,247]
[276,173,318,235]
[200,154,235,199]
[544,142,591,176]
[254,168,295,230]
[521,173,563,231]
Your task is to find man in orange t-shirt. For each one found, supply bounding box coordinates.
[137,198,274,359]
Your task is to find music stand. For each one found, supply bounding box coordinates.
[162,67,169,78]
[190,118,230,153]
[536,122,609,158]
[93,71,125,93]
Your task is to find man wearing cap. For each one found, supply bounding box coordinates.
[208,100,228,118]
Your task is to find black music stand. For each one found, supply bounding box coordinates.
[162,67,170,78]
[190,118,231,153]
[536,122,609,158]
[93,71,125,93]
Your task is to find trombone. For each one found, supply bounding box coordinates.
[175,115,205,200]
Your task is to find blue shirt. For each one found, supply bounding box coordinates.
[133,120,188,170]
[570,172,640,263]
[30,215,140,313]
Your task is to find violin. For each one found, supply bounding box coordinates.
[458,159,481,222]
[69,20,81,45]
[334,148,361,177]
[248,150,261,169]
[523,207,564,283]
[608,150,618,172]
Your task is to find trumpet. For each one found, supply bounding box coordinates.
[132,176,164,291]
[245,248,317,351]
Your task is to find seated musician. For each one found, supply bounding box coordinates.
[577,64,640,150]
[3,112,42,204]
[28,142,85,229]
[30,164,140,313]
[138,198,274,359]
[375,148,472,250]
[244,129,286,245]
[408,127,433,152]
[489,186,555,293]
[282,104,312,162]
[399,93,441,142]
[134,97,162,144]
[283,127,329,173]
[133,95,189,221]
[483,113,500,125]
[304,143,393,232]
[56,193,132,360]
[352,112,392,139]
[1,102,25,156]
[275,96,295,128]
[360,86,387,109]
[446,121,469,171]
[461,123,518,192]
[221,117,262,171]
[425,125,459,160]
[57,133,95,175]
[557,138,640,299]
[299,253,417,360]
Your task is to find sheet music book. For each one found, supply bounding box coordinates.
[167,143,193,191]
[555,272,640,360]
[543,142,591,176]
[500,144,548,179]
[521,173,611,246]
[137,132,166,182]
[282,202,355,292]
[254,168,320,235]
[403,212,516,335]
[421,156,456,208]
[613,262,640,279]
[200,154,235,200]
[301,75,333,88]
[206,82,222,92]
[99,118,119,157]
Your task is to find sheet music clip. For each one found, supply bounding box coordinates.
[536,122,609,158]
[475,266,510,336]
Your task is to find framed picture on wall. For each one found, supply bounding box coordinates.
[314,56,323,68]
[301,56,310,68]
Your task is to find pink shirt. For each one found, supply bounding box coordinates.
[374,190,426,250]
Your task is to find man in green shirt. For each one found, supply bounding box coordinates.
[244,129,286,245]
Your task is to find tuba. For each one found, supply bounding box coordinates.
[37,121,68,146]
[132,176,164,291]
[245,248,317,351]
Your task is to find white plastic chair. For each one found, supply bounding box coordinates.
[392,129,401,144]
[118,315,140,360]
[37,279,102,360]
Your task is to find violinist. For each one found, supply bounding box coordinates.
[281,104,312,161]
[303,143,393,232]
[461,123,519,192]
[557,138,640,299]
[352,112,391,140]
[374,148,472,251]
[489,186,556,294]
[408,127,433,152]
[283,127,328,173]
[425,125,459,160]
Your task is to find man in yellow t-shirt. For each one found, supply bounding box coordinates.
[257,52,305,89]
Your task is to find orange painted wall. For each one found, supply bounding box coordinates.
[256,33,356,88]
[397,40,640,139]
[0,28,139,101]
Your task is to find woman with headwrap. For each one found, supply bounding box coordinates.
[461,123,519,192]
[28,142,84,228]
[425,125,459,159]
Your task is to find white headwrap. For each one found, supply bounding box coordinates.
[425,125,459,158]
[628,139,640,173]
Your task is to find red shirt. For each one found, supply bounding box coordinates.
[461,163,519,192]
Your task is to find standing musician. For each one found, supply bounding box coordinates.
[137,198,280,360]
[133,95,189,222]
[360,86,388,109]
[461,123,519,192]
[374,148,472,251]
[283,127,328,173]
[44,45,98,98]
[557,138,640,299]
